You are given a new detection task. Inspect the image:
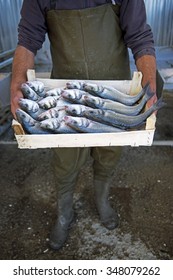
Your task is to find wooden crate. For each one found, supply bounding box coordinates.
[13,70,156,149]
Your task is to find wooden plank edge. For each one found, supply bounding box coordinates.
[15,129,155,149]
[145,113,156,130]
[129,71,142,95]
[12,119,25,135]
[27,69,36,81]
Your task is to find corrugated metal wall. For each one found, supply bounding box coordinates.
[144,0,173,46]
[0,0,172,59]
[0,0,23,52]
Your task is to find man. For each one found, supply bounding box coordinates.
[11,0,157,250]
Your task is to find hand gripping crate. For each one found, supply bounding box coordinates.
[12,70,156,149]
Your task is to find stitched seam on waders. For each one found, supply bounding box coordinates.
[78,12,89,79]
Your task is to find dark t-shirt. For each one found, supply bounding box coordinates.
[18,0,155,60]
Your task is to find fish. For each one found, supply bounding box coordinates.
[38,96,58,109]
[19,98,40,113]
[55,97,71,107]
[45,87,65,97]
[83,98,165,129]
[16,109,50,134]
[83,82,150,105]
[18,98,45,119]
[66,80,86,90]
[38,96,70,110]
[40,118,77,134]
[21,83,40,101]
[84,83,154,116]
[64,104,91,117]
[61,89,92,105]
[37,106,67,121]
[25,81,45,97]
[64,116,125,133]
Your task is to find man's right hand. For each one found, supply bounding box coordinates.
[10,45,35,119]
[11,90,23,119]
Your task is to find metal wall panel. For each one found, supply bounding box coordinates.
[144,0,173,46]
[0,0,23,52]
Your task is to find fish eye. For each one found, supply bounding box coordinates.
[72,109,76,113]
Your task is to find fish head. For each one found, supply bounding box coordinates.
[40,118,60,130]
[64,105,84,116]
[45,87,63,97]
[66,81,85,90]
[18,98,29,110]
[37,113,49,121]
[26,81,45,96]
[83,83,98,92]
[62,90,75,101]
[64,116,89,128]
[64,116,76,126]
[84,95,100,108]
[37,108,58,121]
[19,98,39,113]
[84,108,103,117]
[38,96,57,109]
[62,89,82,101]
[16,109,35,126]
[21,83,39,101]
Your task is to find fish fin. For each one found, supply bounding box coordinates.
[154,97,167,111]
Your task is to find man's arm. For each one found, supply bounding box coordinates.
[10,46,35,119]
[136,54,157,108]
[119,0,157,107]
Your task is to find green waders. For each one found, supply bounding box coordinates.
[47,3,131,250]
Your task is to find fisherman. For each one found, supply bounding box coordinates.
[11,0,157,250]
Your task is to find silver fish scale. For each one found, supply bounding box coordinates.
[40,118,76,134]
[19,98,40,113]
[64,104,90,117]
[21,83,40,101]
[26,81,45,96]
[45,87,65,97]
[38,96,58,109]
[18,80,164,134]
[65,116,124,133]
[83,82,148,106]
[62,89,94,105]
[84,83,154,116]
[83,98,164,129]
[66,81,86,90]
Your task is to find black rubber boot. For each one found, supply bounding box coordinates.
[94,179,119,230]
[49,192,74,250]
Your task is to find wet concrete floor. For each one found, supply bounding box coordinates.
[0,90,173,260]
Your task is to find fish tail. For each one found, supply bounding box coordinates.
[153,97,166,111]
[138,81,150,97]
[144,85,155,101]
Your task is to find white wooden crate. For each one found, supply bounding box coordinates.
[13,70,156,149]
